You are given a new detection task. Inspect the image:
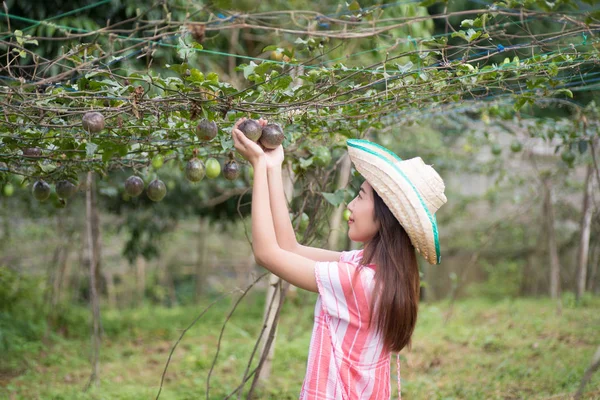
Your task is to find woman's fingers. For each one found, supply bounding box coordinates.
[233,117,246,130]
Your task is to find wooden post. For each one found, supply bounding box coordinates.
[576,165,594,302]
[543,177,561,301]
[257,162,295,384]
[85,172,101,388]
[327,154,352,250]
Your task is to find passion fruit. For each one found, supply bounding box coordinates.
[23,147,42,157]
[82,111,105,133]
[205,158,221,179]
[185,158,205,182]
[32,180,51,201]
[3,183,14,197]
[491,144,502,156]
[510,140,523,153]
[313,146,332,167]
[196,119,218,141]
[238,119,262,142]
[147,179,167,202]
[561,150,576,166]
[124,175,144,197]
[343,209,351,222]
[55,180,77,199]
[259,124,284,149]
[223,160,240,180]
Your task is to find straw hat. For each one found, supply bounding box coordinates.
[347,139,447,265]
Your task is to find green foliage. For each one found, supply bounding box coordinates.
[0,267,46,367]
[467,260,522,300]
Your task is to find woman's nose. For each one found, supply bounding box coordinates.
[347,199,355,211]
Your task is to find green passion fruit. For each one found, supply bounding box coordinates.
[185,158,205,182]
[313,146,332,167]
[147,179,167,202]
[124,176,144,197]
[510,141,523,153]
[259,124,284,149]
[3,183,14,197]
[343,209,351,222]
[205,158,221,179]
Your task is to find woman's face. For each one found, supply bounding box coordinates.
[347,181,380,243]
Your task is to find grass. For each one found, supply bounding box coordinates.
[1,294,599,400]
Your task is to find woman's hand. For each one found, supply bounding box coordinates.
[232,118,265,166]
[264,146,284,169]
[256,118,284,168]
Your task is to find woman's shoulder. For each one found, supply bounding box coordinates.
[339,249,364,264]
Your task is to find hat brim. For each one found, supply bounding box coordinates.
[347,139,441,265]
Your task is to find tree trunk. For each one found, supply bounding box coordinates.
[543,177,561,300]
[85,172,101,388]
[136,256,146,306]
[257,162,295,384]
[195,218,209,303]
[327,154,352,250]
[576,165,594,302]
[588,237,599,294]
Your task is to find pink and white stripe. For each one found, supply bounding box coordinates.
[300,250,392,400]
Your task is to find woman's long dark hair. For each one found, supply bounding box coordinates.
[361,189,419,353]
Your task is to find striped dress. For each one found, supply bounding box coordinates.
[300,250,391,400]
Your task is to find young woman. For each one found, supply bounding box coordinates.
[232,118,446,400]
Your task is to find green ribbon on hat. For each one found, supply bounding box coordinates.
[347,139,442,264]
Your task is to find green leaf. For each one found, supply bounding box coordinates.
[298,157,313,169]
[347,0,361,12]
[243,62,257,79]
[86,142,98,158]
[451,31,467,41]
[321,189,346,207]
[38,161,57,173]
[554,89,573,98]
[578,140,588,154]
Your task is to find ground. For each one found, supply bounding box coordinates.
[1,295,599,399]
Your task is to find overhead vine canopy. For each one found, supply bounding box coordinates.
[1,0,599,187]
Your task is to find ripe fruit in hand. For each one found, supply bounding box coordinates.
[124,176,144,197]
[238,119,262,142]
[55,180,77,199]
[147,179,167,202]
[82,111,105,133]
[343,209,351,222]
[313,146,332,167]
[185,158,205,182]
[205,158,221,179]
[32,180,51,201]
[197,119,218,141]
[223,160,240,180]
[260,124,284,149]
